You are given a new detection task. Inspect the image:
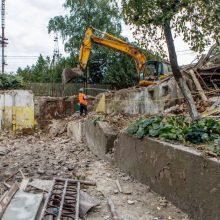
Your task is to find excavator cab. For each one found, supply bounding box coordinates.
[138,61,169,86]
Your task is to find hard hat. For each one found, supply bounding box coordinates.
[79,88,84,92]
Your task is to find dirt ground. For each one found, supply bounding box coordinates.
[0,131,190,220]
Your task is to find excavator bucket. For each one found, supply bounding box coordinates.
[61,67,84,85]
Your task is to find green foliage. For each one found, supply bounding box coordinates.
[122,0,220,54]
[47,0,141,87]
[102,53,138,89]
[126,116,220,146]
[0,74,24,89]
[17,55,78,83]
[48,0,121,54]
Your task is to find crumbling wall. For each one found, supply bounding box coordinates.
[0,90,34,131]
[35,96,76,120]
[105,78,182,115]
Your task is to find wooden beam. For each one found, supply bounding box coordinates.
[189,70,208,101]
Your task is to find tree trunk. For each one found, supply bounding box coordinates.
[163,22,200,121]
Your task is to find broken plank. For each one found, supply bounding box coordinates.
[201,106,220,118]
[0,183,19,219]
[189,70,208,101]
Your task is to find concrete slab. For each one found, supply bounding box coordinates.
[2,191,43,220]
[114,133,220,220]
[85,120,118,159]
[67,120,85,143]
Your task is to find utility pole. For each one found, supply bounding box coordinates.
[50,34,60,96]
[1,0,7,74]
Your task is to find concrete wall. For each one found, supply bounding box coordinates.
[85,120,117,159]
[67,120,85,143]
[0,90,34,131]
[114,133,220,220]
[105,78,182,115]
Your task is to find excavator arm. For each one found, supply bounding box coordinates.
[79,26,146,74]
[62,26,162,86]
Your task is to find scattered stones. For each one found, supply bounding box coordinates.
[0,130,189,220]
[113,190,119,194]
[159,197,168,208]
[37,168,45,175]
[0,147,7,156]
[127,200,135,205]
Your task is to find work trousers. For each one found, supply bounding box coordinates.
[80,104,87,116]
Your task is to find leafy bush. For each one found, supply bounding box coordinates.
[0,74,24,90]
[126,116,220,145]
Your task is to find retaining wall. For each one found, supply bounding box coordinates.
[114,133,220,220]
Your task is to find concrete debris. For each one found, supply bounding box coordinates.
[79,190,100,218]
[0,132,189,220]
[37,168,45,175]
[127,200,135,205]
[48,119,67,137]
[0,147,8,156]
[28,179,53,192]
[2,191,43,220]
[159,197,168,208]
[107,198,119,220]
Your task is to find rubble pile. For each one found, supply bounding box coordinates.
[0,132,189,220]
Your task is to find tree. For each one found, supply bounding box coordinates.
[17,55,78,83]
[0,74,24,89]
[48,0,121,54]
[48,0,139,87]
[103,53,138,89]
[122,0,220,120]
[17,55,50,83]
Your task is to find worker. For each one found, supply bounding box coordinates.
[78,88,88,116]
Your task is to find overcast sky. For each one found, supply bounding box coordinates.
[4,0,202,73]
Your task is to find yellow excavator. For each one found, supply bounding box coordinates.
[62,26,171,86]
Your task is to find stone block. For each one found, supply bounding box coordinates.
[67,120,85,143]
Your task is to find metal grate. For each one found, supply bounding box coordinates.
[39,178,80,220]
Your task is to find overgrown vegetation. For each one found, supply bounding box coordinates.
[0,74,24,89]
[126,116,220,151]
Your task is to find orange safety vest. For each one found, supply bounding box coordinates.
[79,92,87,106]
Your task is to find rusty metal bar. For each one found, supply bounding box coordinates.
[53,177,96,186]
[57,180,68,220]
[75,182,80,220]
[40,178,82,220]
[39,179,56,220]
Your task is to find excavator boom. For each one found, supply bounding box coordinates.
[62,26,169,86]
[79,26,146,74]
